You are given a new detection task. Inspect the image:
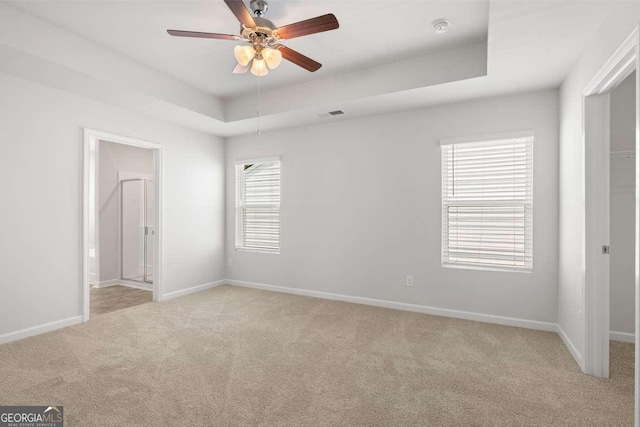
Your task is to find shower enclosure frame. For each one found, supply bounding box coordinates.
[83,128,164,322]
[120,177,154,284]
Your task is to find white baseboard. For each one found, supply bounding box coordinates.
[0,315,83,345]
[92,279,119,288]
[162,280,226,301]
[556,324,584,369]
[226,279,557,332]
[0,278,598,375]
[92,279,152,291]
[227,280,587,371]
[118,279,153,291]
[610,330,635,343]
[1,280,222,345]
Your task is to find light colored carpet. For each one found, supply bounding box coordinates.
[0,285,633,426]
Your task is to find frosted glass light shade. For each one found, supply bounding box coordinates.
[262,48,282,69]
[251,58,269,76]
[234,45,255,67]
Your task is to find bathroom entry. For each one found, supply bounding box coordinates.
[85,133,162,319]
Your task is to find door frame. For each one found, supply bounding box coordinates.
[82,128,164,321]
[581,25,639,422]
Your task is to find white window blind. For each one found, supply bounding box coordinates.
[441,136,533,272]
[235,158,280,253]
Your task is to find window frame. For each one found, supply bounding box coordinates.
[440,130,534,273]
[235,156,281,255]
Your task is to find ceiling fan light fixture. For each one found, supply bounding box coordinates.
[251,58,269,76]
[234,45,256,66]
[262,47,282,69]
[168,0,339,76]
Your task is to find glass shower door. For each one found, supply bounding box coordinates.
[121,179,153,283]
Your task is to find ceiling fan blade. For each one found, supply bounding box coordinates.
[224,0,256,28]
[275,14,339,40]
[277,46,322,72]
[167,30,239,40]
[233,63,250,74]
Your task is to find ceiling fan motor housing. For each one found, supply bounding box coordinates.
[241,16,277,40]
[250,0,268,16]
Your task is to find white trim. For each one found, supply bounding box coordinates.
[439,129,534,146]
[162,280,226,301]
[85,129,162,150]
[92,279,153,291]
[83,128,164,318]
[119,172,154,181]
[581,27,639,387]
[583,93,612,378]
[83,131,93,322]
[583,28,638,96]
[226,280,557,332]
[2,281,220,346]
[92,279,120,288]
[442,263,533,274]
[154,146,164,302]
[611,331,635,343]
[0,316,83,345]
[93,143,100,285]
[118,279,153,291]
[235,156,280,165]
[235,247,280,255]
[557,324,584,369]
[0,280,595,372]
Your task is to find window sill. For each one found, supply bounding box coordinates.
[235,247,280,255]
[442,262,532,274]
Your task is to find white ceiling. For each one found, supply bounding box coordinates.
[8,0,489,98]
[0,1,613,136]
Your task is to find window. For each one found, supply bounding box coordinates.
[441,133,533,272]
[235,157,281,253]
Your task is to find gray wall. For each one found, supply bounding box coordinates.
[226,90,559,323]
[0,73,226,337]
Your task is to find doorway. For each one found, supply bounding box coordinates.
[582,25,639,424]
[609,71,636,383]
[83,129,164,321]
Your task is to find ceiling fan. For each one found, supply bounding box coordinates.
[167,0,339,76]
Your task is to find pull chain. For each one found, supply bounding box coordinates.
[257,72,261,136]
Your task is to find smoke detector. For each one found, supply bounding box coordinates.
[432,19,450,34]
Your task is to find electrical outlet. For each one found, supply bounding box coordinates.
[227,258,233,267]
[406,275,414,287]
